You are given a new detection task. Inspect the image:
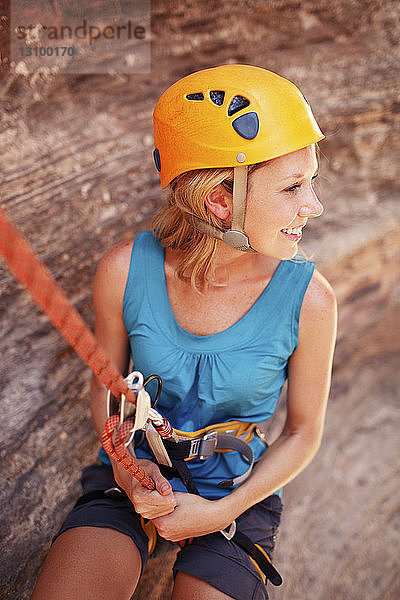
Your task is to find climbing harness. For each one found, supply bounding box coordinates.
[161,423,255,488]
[105,368,282,587]
[0,203,282,586]
[104,372,257,494]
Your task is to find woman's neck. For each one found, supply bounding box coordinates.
[208,241,279,286]
[167,241,280,292]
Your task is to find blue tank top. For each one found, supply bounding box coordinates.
[99,230,315,500]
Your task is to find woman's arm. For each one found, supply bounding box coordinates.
[89,240,133,438]
[89,239,177,517]
[228,270,337,506]
[153,270,337,541]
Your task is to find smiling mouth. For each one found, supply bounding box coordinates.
[280,226,303,241]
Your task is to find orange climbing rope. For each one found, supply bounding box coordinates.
[0,203,155,490]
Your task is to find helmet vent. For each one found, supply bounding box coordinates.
[232,112,259,140]
[210,90,225,105]
[186,93,204,101]
[153,148,161,172]
[228,95,250,116]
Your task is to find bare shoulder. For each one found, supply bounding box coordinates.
[303,268,337,314]
[95,237,135,287]
[300,268,337,335]
[93,237,135,307]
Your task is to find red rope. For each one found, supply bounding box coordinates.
[102,416,155,488]
[153,417,174,439]
[0,203,155,490]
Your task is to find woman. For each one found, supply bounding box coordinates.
[32,64,337,600]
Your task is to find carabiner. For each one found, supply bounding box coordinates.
[125,370,144,391]
[106,370,145,421]
[124,387,151,447]
[106,389,129,426]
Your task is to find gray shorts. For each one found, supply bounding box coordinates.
[55,463,282,600]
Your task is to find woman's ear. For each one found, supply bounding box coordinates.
[205,185,232,221]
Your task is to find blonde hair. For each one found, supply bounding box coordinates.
[153,143,320,290]
[152,163,268,293]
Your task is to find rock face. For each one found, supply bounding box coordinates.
[0,1,399,599]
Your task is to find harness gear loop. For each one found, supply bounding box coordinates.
[220,521,236,540]
[173,419,256,441]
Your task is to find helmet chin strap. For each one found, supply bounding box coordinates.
[183,165,257,253]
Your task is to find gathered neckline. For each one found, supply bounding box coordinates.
[157,243,284,347]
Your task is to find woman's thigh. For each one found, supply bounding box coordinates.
[172,571,237,599]
[31,463,150,599]
[172,494,283,600]
[31,526,142,600]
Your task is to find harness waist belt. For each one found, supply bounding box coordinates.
[163,431,255,488]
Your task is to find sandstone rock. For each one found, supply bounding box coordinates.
[0,1,399,598]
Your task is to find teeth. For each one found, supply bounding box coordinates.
[281,226,302,235]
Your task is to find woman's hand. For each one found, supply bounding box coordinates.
[112,459,177,519]
[153,492,231,542]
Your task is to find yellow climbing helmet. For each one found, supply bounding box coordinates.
[153,64,324,251]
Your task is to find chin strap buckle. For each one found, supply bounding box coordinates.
[222,229,251,251]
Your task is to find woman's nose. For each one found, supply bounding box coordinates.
[299,189,324,218]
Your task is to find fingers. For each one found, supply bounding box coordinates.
[111,458,157,492]
[126,460,173,497]
[111,458,177,518]
[149,465,173,496]
[134,489,177,519]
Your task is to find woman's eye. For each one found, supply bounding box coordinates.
[285,183,301,193]
[285,174,319,194]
